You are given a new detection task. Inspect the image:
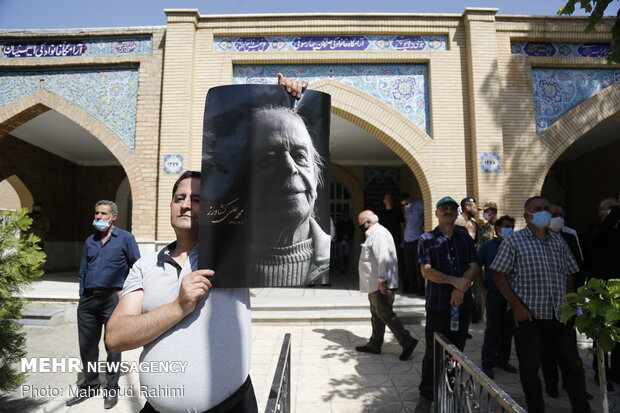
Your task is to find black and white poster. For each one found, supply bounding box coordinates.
[199,85,331,288]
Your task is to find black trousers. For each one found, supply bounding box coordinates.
[366,289,414,351]
[481,291,513,368]
[419,310,470,402]
[403,240,424,294]
[140,376,258,413]
[77,290,121,390]
[512,316,590,413]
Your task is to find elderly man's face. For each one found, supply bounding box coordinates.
[251,110,318,224]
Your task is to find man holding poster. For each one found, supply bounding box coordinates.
[106,76,307,413]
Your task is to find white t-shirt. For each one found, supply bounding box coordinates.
[122,244,251,413]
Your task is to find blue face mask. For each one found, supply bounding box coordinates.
[528,210,551,229]
[92,219,111,232]
[499,227,513,239]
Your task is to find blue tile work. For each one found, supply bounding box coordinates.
[216,35,447,52]
[532,68,620,134]
[512,42,610,58]
[0,68,139,148]
[233,64,431,134]
[0,36,152,59]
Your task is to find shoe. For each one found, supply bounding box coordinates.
[66,394,91,406]
[586,391,593,400]
[497,362,518,374]
[482,366,495,379]
[399,338,419,361]
[355,345,380,354]
[104,393,118,409]
[545,385,559,398]
[414,397,432,413]
[466,333,473,339]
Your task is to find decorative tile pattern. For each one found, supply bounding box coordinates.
[163,154,184,174]
[216,35,446,52]
[233,64,430,134]
[0,68,139,148]
[532,68,620,134]
[480,153,500,173]
[511,42,610,58]
[0,36,152,59]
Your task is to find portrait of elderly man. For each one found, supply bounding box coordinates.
[247,106,331,287]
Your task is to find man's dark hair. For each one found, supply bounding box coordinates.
[495,215,516,227]
[460,197,476,210]
[524,196,546,211]
[172,171,201,197]
[32,201,43,208]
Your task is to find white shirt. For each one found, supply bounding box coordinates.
[562,226,583,261]
[358,223,399,293]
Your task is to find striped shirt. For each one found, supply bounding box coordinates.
[490,226,579,320]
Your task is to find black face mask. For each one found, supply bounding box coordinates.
[359,224,368,233]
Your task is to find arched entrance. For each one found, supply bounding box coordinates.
[311,79,435,229]
[0,175,33,211]
[0,93,141,270]
[538,84,620,233]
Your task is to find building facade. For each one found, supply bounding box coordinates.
[0,8,618,269]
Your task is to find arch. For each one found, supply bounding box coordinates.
[115,177,132,231]
[534,82,620,193]
[0,175,33,211]
[330,165,364,217]
[309,79,436,227]
[0,89,147,235]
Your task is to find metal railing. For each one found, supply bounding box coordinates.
[265,333,291,413]
[434,332,526,413]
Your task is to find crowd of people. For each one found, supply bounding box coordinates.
[335,191,620,413]
[55,74,618,413]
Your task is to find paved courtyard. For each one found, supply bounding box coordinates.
[2,316,619,412]
[2,272,619,412]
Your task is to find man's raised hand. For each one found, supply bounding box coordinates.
[277,73,307,99]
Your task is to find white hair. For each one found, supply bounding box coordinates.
[252,106,325,188]
[361,212,379,224]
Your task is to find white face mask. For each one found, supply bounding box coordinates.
[549,216,565,232]
[483,212,492,221]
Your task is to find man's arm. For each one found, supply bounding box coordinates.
[106,269,214,353]
[126,235,141,268]
[420,264,472,291]
[493,271,532,327]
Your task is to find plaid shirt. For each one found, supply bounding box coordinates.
[418,226,477,311]
[490,226,579,320]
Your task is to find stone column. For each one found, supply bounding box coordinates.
[463,8,506,212]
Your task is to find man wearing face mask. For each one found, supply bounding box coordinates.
[66,200,140,409]
[477,215,517,380]
[355,210,419,361]
[491,196,590,413]
[479,201,499,243]
[541,202,591,399]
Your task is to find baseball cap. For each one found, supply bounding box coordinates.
[436,196,459,208]
[483,201,498,211]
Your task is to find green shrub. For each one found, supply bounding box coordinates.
[0,208,46,391]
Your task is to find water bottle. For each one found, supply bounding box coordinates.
[450,305,460,332]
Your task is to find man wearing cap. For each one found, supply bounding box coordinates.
[479,201,499,243]
[415,197,480,413]
[455,197,480,244]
